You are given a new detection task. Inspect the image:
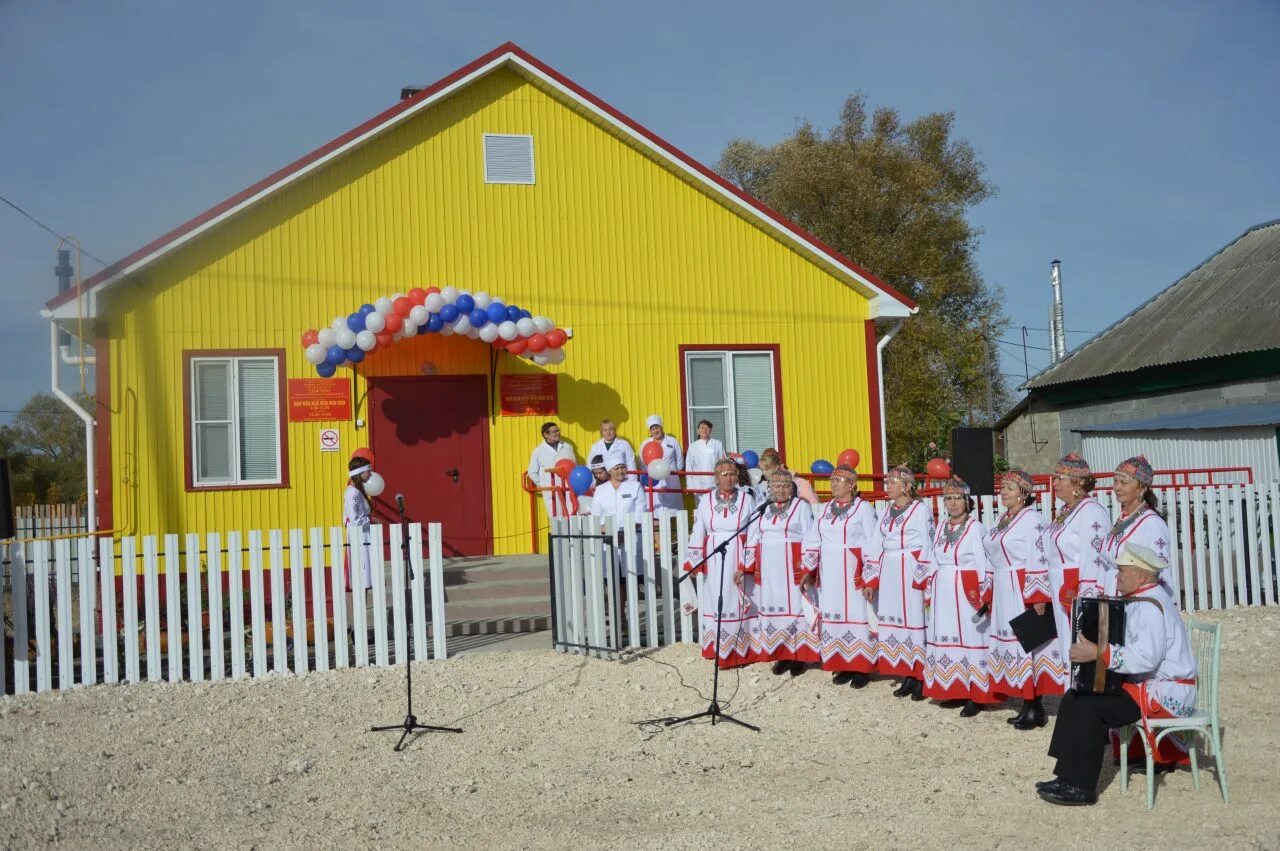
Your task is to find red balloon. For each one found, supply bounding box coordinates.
[425,286,440,296]
[926,457,951,479]
[641,442,664,465]
[836,449,860,469]
[393,297,413,317]
[526,333,548,353]
[553,459,576,480]
[408,288,427,306]
[375,332,393,348]
[384,312,404,334]
[302,329,319,347]
[506,338,528,355]
[545,328,567,349]
[352,447,375,465]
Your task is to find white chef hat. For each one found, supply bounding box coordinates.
[645,414,663,429]
[1115,543,1168,574]
[605,448,628,470]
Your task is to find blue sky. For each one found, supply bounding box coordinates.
[2,1,1277,421]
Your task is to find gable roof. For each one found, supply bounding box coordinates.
[1025,219,1280,389]
[43,42,916,320]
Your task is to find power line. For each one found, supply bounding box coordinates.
[1018,325,1103,335]
[0,194,112,268]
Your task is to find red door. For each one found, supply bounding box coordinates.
[367,376,492,556]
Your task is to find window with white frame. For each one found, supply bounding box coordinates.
[684,350,778,453]
[190,355,282,486]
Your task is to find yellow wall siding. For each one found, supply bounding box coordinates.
[102,68,875,553]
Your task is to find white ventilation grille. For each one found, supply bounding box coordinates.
[483,134,535,184]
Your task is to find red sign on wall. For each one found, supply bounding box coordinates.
[500,374,558,416]
[288,378,352,421]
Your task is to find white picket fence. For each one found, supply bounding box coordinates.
[15,504,88,541]
[552,483,1280,656]
[2,523,448,696]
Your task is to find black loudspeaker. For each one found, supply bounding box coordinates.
[0,458,14,540]
[950,427,995,496]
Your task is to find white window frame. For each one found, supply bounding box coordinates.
[683,349,779,454]
[483,133,536,185]
[189,355,282,487]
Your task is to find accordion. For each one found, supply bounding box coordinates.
[1070,596,1130,695]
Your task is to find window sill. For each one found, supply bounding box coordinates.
[187,482,288,494]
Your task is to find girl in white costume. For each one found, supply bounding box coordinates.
[343,457,375,590]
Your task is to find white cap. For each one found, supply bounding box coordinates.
[1116,543,1168,573]
[605,448,628,470]
[645,414,663,429]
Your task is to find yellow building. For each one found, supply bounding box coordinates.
[43,43,915,555]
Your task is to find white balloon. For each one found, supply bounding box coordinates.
[365,472,386,497]
[545,348,566,365]
[497,320,518,341]
[748,468,764,485]
[375,297,393,315]
[424,293,444,312]
[465,325,480,339]
[532,315,553,334]
[516,317,536,337]
[355,331,377,351]
[317,328,336,348]
[648,459,671,480]
[577,495,593,513]
[304,343,327,364]
[453,315,472,334]
[472,291,491,308]
[440,286,458,303]
[440,324,454,336]
[363,312,385,333]
[409,305,429,325]
[532,353,550,365]
[402,321,418,338]
[332,317,347,333]
[336,329,356,350]
[478,324,500,342]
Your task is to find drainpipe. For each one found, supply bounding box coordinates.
[876,320,905,472]
[50,322,96,534]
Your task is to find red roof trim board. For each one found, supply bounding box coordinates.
[45,42,915,315]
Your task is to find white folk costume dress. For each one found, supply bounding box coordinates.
[343,484,373,590]
[743,497,818,664]
[1106,580,1197,765]
[1101,505,1172,597]
[801,497,881,673]
[683,487,757,666]
[1043,496,1112,689]
[863,500,934,678]
[527,439,576,518]
[918,516,996,702]
[640,434,685,514]
[684,437,727,493]
[983,506,1058,698]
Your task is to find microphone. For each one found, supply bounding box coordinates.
[971,603,990,624]
[395,493,405,513]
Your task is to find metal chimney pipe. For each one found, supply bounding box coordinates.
[1050,260,1067,362]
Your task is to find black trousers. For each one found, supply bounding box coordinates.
[1047,689,1141,790]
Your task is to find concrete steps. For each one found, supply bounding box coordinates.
[439,555,550,636]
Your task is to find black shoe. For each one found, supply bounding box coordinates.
[788,661,807,677]
[1034,778,1061,794]
[849,672,870,689]
[960,700,982,717]
[909,677,926,701]
[771,660,790,675]
[832,671,855,685]
[1014,699,1047,730]
[893,678,914,697]
[1038,782,1097,806]
[1008,699,1033,725]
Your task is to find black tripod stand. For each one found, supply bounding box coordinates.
[644,501,767,731]
[370,495,463,751]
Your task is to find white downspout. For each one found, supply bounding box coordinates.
[876,319,905,472]
[50,322,96,534]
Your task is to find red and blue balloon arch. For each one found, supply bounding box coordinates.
[300,286,568,377]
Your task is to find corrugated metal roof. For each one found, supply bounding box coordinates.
[1073,401,1280,432]
[1026,219,1280,389]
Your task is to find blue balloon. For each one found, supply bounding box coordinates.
[568,465,594,496]
[455,294,475,315]
[506,305,521,322]
[439,304,460,323]
[358,303,376,318]
[346,312,365,332]
[345,347,365,364]
[486,302,507,324]
[426,314,444,333]
[316,362,336,378]
[469,308,489,328]
[325,345,347,367]
[810,459,835,475]
[519,309,532,320]
[741,450,760,469]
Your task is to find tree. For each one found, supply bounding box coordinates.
[0,393,89,504]
[718,95,1010,467]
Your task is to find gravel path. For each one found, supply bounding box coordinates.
[1,607,1275,849]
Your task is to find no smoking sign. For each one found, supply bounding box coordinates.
[319,428,341,453]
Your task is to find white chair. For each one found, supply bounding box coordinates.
[1118,620,1228,809]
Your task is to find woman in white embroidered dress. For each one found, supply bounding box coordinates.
[1101,455,1172,598]
[343,457,375,591]
[800,464,881,688]
[919,476,994,716]
[983,469,1056,730]
[741,469,816,675]
[1043,453,1112,693]
[683,458,757,668]
[861,465,933,699]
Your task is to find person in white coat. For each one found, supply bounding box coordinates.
[591,449,647,582]
[684,419,727,494]
[586,419,636,482]
[639,414,684,515]
[527,422,576,519]
[1038,544,1197,806]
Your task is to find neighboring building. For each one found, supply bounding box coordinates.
[997,219,1280,481]
[41,43,915,555]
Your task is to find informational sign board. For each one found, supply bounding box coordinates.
[288,378,352,421]
[319,428,341,453]
[500,374,558,416]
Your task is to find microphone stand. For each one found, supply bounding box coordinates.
[370,495,463,751]
[643,498,768,732]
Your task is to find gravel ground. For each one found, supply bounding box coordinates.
[1,607,1275,849]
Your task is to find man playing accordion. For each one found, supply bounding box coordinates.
[1037,543,1197,806]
